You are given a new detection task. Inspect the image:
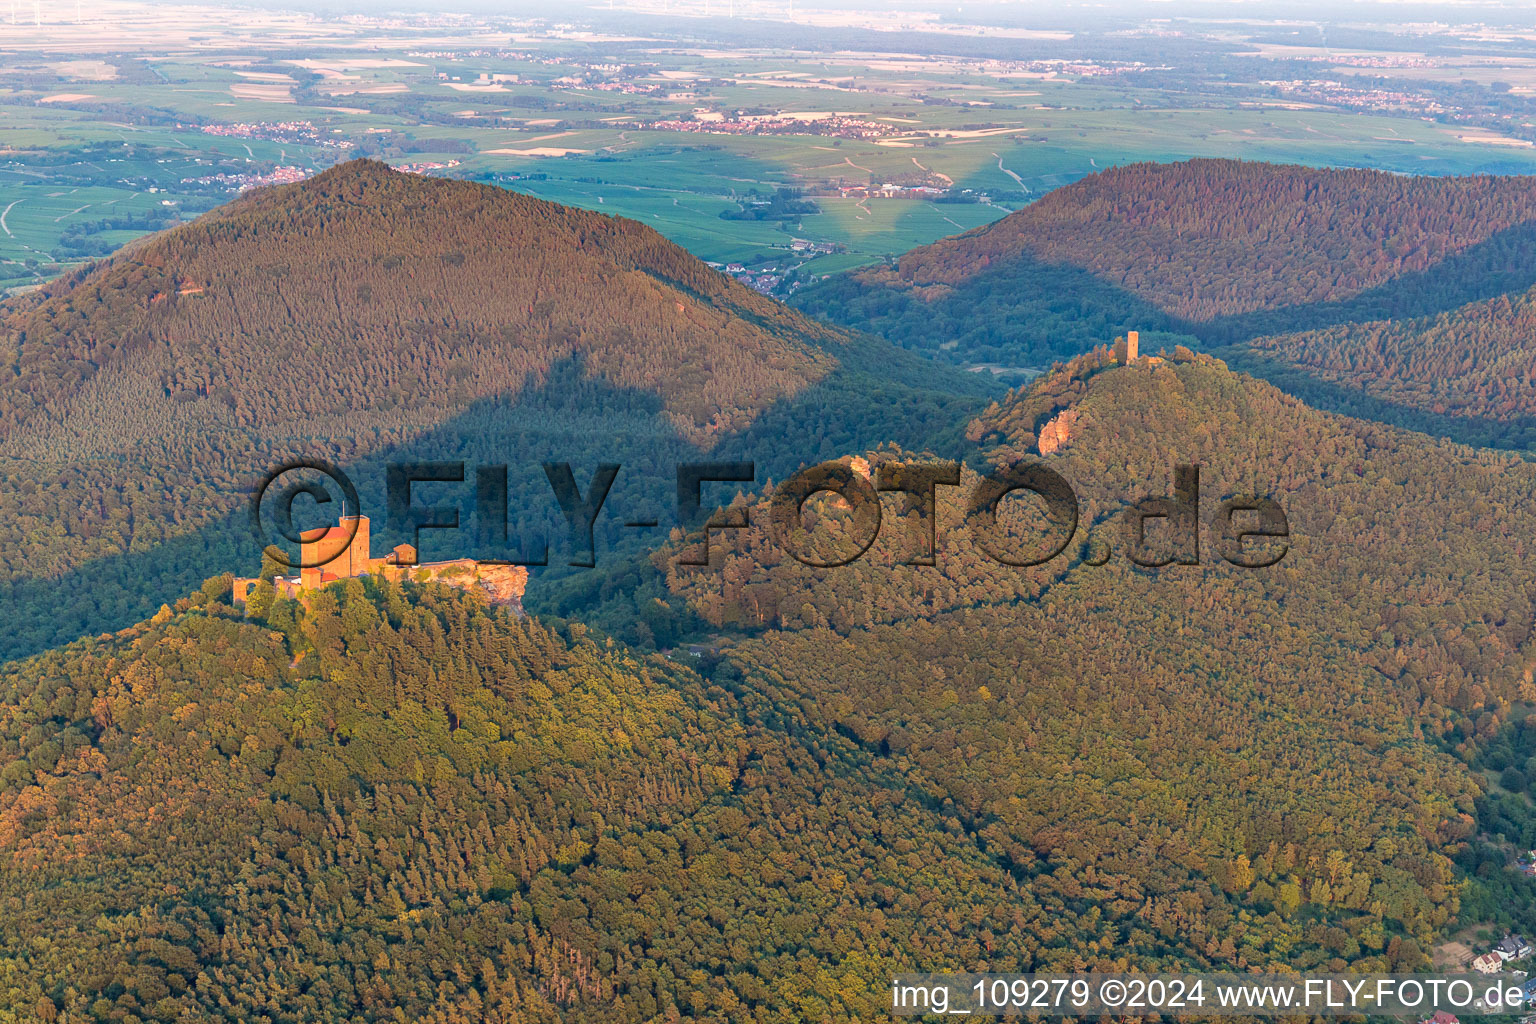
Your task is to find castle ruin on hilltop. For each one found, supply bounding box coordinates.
[233,513,528,613]
[1114,330,1165,367]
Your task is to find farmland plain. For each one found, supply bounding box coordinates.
[8,0,1536,295]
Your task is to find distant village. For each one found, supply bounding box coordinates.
[181,164,314,192]
[705,237,843,296]
[408,49,1162,98]
[197,120,355,149]
[178,139,460,192]
[829,182,954,200]
[641,113,903,140]
[1259,78,1453,119]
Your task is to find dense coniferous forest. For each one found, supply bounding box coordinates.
[12,155,1536,1022]
[1232,283,1536,448]
[580,351,1536,995]
[0,160,990,662]
[0,579,1034,1022]
[6,350,1536,1020]
[616,348,1536,716]
[1,158,838,445]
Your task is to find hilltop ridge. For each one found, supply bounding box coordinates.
[792,159,1536,366]
[7,296,1536,1017]
[0,160,990,661]
[1,158,848,449]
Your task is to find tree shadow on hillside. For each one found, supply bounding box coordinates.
[1217,346,1536,450]
[0,357,686,663]
[0,352,994,665]
[792,252,1181,367]
[1192,220,1536,345]
[799,218,1536,367]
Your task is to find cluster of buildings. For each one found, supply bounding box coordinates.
[1323,54,1442,70]
[438,71,521,84]
[708,247,843,296]
[576,80,658,95]
[1258,78,1452,118]
[393,159,462,175]
[737,271,783,294]
[789,237,843,255]
[641,113,902,140]
[180,165,313,192]
[415,49,632,74]
[1470,934,1534,974]
[432,61,657,94]
[198,120,351,148]
[408,49,561,61]
[833,182,951,200]
[710,260,786,294]
[1003,58,1159,78]
[408,48,500,60]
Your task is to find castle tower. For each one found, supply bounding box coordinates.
[1126,330,1139,364]
[298,514,371,587]
[341,514,370,576]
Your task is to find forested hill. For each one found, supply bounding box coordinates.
[791,159,1536,366]
[577,349,1536,977]
[1231,282,1536,449]
[0,578,1022,1021]
[0,574,1261,1023]
[630,348,1536,720]
[0,160,989,662]
[0,157,841,449]
[10,352,1536,1019]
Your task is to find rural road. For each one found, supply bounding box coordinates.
[992,152,1026,187]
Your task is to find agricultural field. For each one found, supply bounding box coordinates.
[8,0,1536,293]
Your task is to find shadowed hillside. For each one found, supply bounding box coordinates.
[1225,281,1536,448]
[10,352,1536,1019]
[792,160,1536,366]
[0,160,991,662]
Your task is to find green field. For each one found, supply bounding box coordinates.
[0,181,173,287]
[497,162,1004,265]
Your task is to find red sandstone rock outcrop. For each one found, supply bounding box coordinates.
[1037,408,1080,455]
[418,561,529,614]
